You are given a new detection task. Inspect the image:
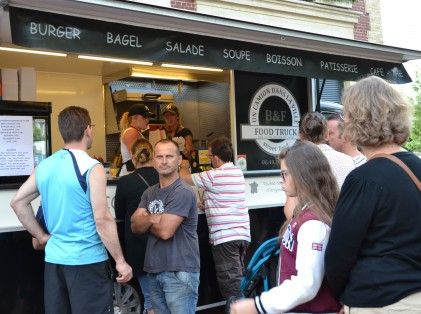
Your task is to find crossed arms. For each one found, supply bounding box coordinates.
[131,208,184,240]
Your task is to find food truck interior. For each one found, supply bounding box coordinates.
[1,3,420,314]
[0,50,284,314]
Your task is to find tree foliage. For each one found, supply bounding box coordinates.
[405,72,421,152]
[33,125,43,142]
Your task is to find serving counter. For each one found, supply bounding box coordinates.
[0,174,285,311]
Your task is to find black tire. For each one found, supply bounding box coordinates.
[113,282,141,314]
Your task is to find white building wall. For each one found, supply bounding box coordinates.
[196,0,360,39]
[381,0,421,51]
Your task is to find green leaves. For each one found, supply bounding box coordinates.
[405,72,421,153]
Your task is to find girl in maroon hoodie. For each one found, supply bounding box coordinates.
[231,141,341,314]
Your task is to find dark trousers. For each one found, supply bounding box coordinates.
[212,240,249,299]
[44,261,113,314]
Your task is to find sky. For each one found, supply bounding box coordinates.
[381,0,421,97]
[381,0,421,51]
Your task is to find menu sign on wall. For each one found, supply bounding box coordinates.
[9,7,411,83]
[0,116,34,176]
[235,71,308,172]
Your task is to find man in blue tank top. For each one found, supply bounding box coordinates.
[11,106,132,314]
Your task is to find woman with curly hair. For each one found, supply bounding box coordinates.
[325,76,421,313]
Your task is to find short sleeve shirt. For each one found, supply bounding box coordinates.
[318,144,355,189]
[191,162,251,245]
[175,127,193,139]
[140,178,200,273]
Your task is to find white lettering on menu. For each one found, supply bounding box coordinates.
[165,41,205,56]
[265,54,303,67]
[320,60,359,73]
[30,22,81,39]
[223,49,251,61]
[106,32,142,48]
[370,67,384,76]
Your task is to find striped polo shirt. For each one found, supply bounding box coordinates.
[192,162,251,245]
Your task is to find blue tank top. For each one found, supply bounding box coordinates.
[36,149,108,265]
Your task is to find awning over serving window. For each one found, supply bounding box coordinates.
[3,1,421,83]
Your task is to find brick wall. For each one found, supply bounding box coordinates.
[353,0,369,41]
[171,0,196,11]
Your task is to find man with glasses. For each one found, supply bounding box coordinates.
[11,106,132,314]
[180,136,250,306]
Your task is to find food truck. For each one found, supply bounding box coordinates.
[1,1,420,313]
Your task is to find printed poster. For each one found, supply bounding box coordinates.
[0,116,34,176]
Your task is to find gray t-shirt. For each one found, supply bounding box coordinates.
[140,178,200,273]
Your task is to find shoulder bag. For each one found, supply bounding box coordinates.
[371,153,421,191]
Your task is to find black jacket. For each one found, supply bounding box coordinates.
[114,167,159,276]
[325,152,421,307]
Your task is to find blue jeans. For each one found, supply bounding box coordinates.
[138,274,152,312]
[148,271,199,314]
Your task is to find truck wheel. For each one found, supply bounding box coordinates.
[113,282,141,314]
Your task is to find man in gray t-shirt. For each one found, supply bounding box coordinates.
[140,179,199,274]
[131,139,200,314]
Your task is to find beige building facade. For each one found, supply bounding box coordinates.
[195,0,359,40]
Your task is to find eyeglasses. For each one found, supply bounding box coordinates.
[339,111,345,121]
[280,169,289,182]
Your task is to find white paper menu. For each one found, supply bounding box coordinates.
[0,116,34,176]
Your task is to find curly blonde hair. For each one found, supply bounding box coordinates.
[342,76,410,147]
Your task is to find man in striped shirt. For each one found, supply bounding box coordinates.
[180,136,250,302]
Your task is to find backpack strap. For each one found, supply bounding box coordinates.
[63,148,88,193]
[371,153,421,191]
[136,172,150,187]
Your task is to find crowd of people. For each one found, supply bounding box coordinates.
[231,76,421,314]
[10,75,421,314]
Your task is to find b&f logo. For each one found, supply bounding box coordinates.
[240,83,301,156]
[148,200,165,214]
[281,224,294,252]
